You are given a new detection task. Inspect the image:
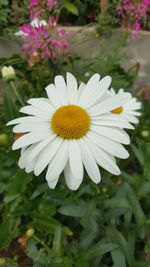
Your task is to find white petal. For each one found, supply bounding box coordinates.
[66,72,78,104]
[91,119,134,129]
[34,137,62,176]
[7,116,46,126]
[124,99,141,110]
[118,88,124,94]
[128,103,141,110]
[46,140,68,181]
[69,140,83,180]
[87,131,129,159]
[27,134,56,162]
[84,137,120,175]
[77,82,85,103]
[109,88,116,95]
[78,73,100,105]
[64,161,83,190]
[122,114,139,124]
[12,130,50,150]
[54,75,68,105]
[13,121,50,133]
[45,83,62,108]
[20,106,51,120]
[91,125,130,144]
[25,156,38,173]
[91,113,128,122]
[47,176,59,189]
[21,146,27,156]
[27,98,55,113]
[78,139,101,183]
[89,93,131,116]
[124,110,141,116]
[80,76,112,109]
[18,144,37,169]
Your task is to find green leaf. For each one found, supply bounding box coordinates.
[27,239,40,262]
[80,231,98,249]
[131,144,144,167]
[104,197,132,210]
[138,182,150,198]
[0,217,19,249]
[133,261,150,267]
[53,224,62,256]
[4,170,33,203]
[58,202,85,217]
[107,226,134,266]
[32,211,72,236]
[121,171,138,186]
[124,182,146,226]
[62,1,79,15]
[3,89,19,121]
[30,183,48,199]
[111,248,126,267]
[80,242,118,261]
[0,0,9,6]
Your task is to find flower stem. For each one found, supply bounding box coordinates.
[33,234,49,250]
[10,81,24,106]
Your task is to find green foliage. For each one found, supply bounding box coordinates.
[0,0,28,34]
[96,1,119,36]
[0,0,11,26]
[61,1,79,16]
[59,0,99,25]
[3,89,19,121]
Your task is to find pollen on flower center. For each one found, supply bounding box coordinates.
[111,106,123,114]
[51,105,91,139]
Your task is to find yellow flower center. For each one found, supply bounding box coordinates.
[51,105,90,139]
[111,106,123,114]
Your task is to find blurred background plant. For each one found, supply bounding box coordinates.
[0,0,150,266]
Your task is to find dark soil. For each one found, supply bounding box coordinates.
[0,238,33,267]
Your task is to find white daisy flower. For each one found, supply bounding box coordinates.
[109,88,142,125]
[7,73,132,190]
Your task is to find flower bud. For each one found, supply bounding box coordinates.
[1,66,16,82]
[141,130,149,138]
[26,227,35,238]
[84,72,90,77]
[0,134,8,145]
[102,187,107,192]
[111,176,122,185]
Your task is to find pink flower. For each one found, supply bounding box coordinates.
[28,0,40,8]
[19,16,70,61]
[49,16,58,27]
[46,0,57,8]
[133,22,141,31]
[20,24,33,35]
[144,0,150,5]
[117,0,150,38]
[22,44,30,51]
[27,0,58,19]
[123,0,131,3]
